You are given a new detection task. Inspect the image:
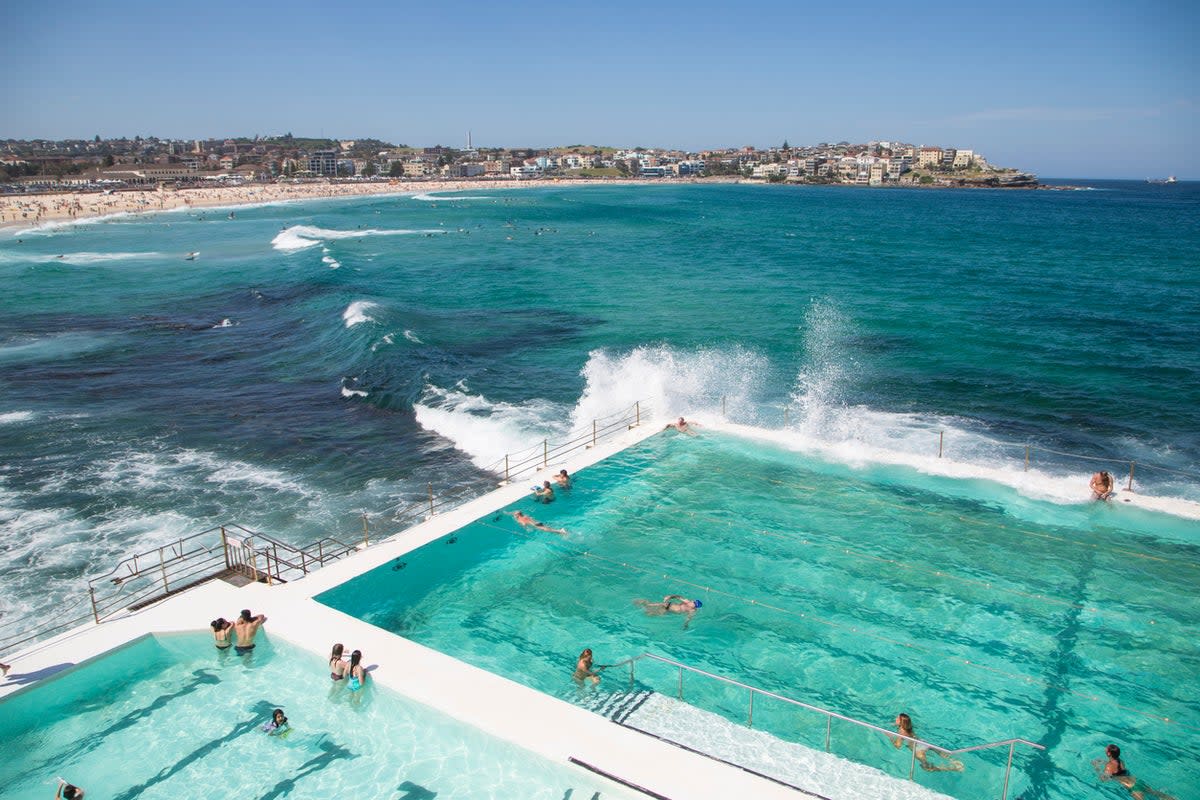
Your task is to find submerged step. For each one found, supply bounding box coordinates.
[594,691,955,800]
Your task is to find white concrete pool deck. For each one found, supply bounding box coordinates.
[1,421,951,800]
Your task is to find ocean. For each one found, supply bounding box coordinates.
[1,180,1197,634]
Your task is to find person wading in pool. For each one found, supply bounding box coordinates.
[664,416,698,435]
[1099,744,1177,800]
[573,648,604,686]
[889,713,963,772]
[634,595,702,629]
[1091,471,1115,501]
[232,609,267,655]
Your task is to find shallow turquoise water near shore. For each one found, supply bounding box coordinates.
[0,181,1197,646]
[318,430,1199,800]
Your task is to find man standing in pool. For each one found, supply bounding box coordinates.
[635,595,702,628]
[232,609,267,655]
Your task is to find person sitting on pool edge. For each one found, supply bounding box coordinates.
[533,480,555,503]
[635,594,703,628]
[1099,744,1178,800]
[1090,471,1115,501]
[890,713,963,772]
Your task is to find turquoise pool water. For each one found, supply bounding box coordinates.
[317,430,1199,799]
[0,633,634,799]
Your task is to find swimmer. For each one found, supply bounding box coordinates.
[635,594,703,628]
[508,510,567,536]
[664,416,698,435]
[55,780,84,799]
[890,713,963,772]
[572,648,603,686]
[329,643,348,681]
[232,609,267,654]
[532,480,555,503]
[210,617,232,650]
[262,708,289,735]
[347,649,367,695]
[1091,471,1115,501]
[1098,744,1177,800]
[554,469,572,489]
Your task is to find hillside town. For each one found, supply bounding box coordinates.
[0,135,1037,194]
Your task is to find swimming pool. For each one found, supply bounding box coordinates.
[316,430,1199,799]
[0,632,639,799]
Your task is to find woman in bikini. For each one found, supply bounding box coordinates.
[210,618,232,650]
[329,643,348,681]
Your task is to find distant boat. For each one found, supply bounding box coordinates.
[1146,176,1177,184]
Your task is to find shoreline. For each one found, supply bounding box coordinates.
[0,178,718,231]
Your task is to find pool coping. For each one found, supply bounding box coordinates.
[1,420,947,800]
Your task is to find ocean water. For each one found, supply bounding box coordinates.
[1,181,1198,637]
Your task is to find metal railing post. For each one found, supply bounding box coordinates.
[543,440,548,468]
[362,513,369,547]
[748,689,755,727]
[592,420,597,448]
[909,748,918,779]
[159,547,169,594]
[825,715,831,752]
[89,585,100,624]
[722,395,727,417]
[628,660,635,691]
[784,405,789,427]
[1001,741,1015,800]
[938,431,944,458]
[635,401,640,426]
[677,666,684,700]
[429,483,435,516]
[221,526,230,569]
[1127,461,1136,492]
[505,455,510,482]
[1024,445,1030,471]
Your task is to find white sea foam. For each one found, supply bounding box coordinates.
[411,193,494,202]
[0,411,35,424]
[341,386,369,399]
[0,251,164,265]
[271,224,446,252]
[213,318,234,328]
[343,300,378,327]
[412,340,1200,519]
[403,329,423,344]
[322,255,342,269]
[413,384,570,470]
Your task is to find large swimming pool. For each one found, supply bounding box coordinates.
[316,430,1198,800]
[0,633,637,799]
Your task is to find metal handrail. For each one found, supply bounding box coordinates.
[608,652,1043,800]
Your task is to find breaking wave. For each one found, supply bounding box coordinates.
[271,225,447,252]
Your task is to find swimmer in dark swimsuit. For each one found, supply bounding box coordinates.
[210,617,233,650]
[1099,744,1178,800]
[329,643,348,681]
[232,609,266,654]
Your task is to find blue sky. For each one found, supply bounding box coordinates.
[4,0,1196,177]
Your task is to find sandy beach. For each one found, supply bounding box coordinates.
[0,177,718,230]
